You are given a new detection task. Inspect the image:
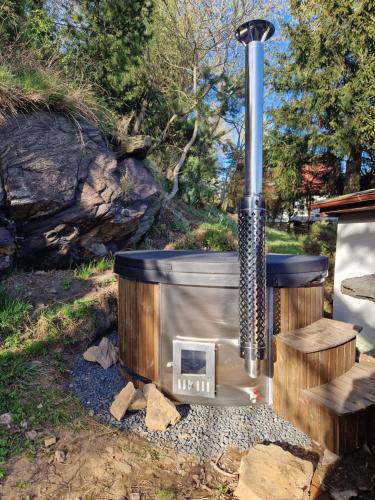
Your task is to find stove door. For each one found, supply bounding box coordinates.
[172,340,215,398]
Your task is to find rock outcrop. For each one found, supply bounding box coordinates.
[0,112,160,270]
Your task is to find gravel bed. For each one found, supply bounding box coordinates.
[71,333,311,460]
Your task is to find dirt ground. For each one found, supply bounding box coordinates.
[4,269,115,309]
[0,424,242,499]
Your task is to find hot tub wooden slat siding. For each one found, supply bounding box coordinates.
[279,286,323,333]
[118,277,160,383]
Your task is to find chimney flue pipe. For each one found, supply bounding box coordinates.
[236,19,274,379]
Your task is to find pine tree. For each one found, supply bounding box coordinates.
[63,0,154,111]
[270,0,375,195]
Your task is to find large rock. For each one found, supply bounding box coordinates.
[234,444,314,500]
[0,112,160,270]
[145,385,181,431]
[110,382,136,421]
[95,337,118,369]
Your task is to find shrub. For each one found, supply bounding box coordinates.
[302,221,337,256]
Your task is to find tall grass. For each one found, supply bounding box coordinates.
[74,257,114,280]
[0,47,115,131]
[0,286,31,338]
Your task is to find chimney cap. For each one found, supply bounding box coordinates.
[236,19,275,44]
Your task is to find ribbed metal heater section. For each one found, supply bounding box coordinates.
[238,194,267,378]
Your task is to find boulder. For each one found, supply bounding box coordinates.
[145,385,181,431]
[95,337,118,369]
[121,157,159,202]
[234,443,314,500]
[0,112,160,270]
[110,382,136,421]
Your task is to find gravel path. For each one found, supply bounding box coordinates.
[71,333,310,460]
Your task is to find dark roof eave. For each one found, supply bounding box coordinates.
[310,189,375,215]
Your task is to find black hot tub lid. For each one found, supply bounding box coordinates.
[114,250,328,288]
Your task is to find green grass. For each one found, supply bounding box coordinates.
[74,262,94,280]
[0,55,114,131]
[0,288,91,465]
[0,286,32,338]
[171,208,238,251]
[62,277,73,290]
[266,227,303,254]
[155,490,176,500]
[169,208,303,255]
[74,257,114,280]
[59,299,94,320]
[0,351,83,464]
[94,256,114,273]
[0,267,115,471]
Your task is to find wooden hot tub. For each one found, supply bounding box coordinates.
[114,251,328,406]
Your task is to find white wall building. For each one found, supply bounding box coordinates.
[312,189,375,352]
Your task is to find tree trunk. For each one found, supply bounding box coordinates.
[344,148,362,194]
[163,113,199,205]
[163,66,199,205]
[131,98,148,135]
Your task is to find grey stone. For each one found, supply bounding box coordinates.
[26,430,38,440]
[0,413,12,426]
[341,274,375,303]
[329,489,358,500]
[95,337,118,369]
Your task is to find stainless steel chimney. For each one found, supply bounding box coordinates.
[236,19,275,379]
